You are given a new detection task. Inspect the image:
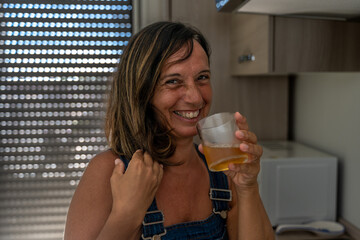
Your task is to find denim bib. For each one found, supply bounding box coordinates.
[120,145,232,240]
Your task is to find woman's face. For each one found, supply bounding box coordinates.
[151,40,212,139]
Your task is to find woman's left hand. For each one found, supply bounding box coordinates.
[224,112,263,191]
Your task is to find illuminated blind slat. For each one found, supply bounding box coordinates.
[0,1,133,239]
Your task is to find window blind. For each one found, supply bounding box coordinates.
[0,1,132,239]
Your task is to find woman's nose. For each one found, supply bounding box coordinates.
[184,82,203,105]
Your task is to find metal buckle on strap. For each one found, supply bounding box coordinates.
[141,229,167,240]
[213,208,228,219]
[142,210,164,226]
[209,188,232,201]
[141,210,167,240]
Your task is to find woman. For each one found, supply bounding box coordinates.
[64,21,274,240]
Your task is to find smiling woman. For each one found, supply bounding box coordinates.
[65,21,274,240]
[105,22,213,164]
[151,40,212,141]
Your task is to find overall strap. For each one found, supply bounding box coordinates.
[141,200,166,240]
[118,155,166,239]
[195,145,232,219]
[119,155,130,169]
[209,171,232,219]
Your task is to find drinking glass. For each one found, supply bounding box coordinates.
[197,112,248,171]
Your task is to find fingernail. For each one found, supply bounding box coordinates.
[241,143,249,151]
[237,130,244,138]
[115,158,121,165]
[228,163,235,171]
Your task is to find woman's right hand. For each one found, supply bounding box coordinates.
[110,150,164,220]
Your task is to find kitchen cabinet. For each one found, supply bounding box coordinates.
[230,14,360,75]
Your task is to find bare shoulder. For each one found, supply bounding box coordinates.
[88,149,118,169]
[73,149,118,200]
[78,150,118,184]
[64,150,119,239]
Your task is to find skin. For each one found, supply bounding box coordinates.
[64,40,274,240]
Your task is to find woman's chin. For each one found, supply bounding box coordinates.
[173,127,198,140]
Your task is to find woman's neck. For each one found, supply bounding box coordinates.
[165,137,200,171]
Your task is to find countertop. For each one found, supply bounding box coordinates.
[275,230,353,240]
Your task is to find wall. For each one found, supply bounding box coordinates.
[292,72,360,229]
[134,0,170,31]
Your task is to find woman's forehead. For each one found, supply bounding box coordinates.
[163,41,207,69]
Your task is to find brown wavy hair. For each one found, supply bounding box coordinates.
[105,21,211,164]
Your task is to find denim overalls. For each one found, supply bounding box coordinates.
[120,146,232,240]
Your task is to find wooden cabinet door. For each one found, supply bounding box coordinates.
[273,17,360,73]
[230,14,360,75]
[230,14,272,75]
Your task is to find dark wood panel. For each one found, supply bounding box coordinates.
[230,14,272,75]
[274,17,360,72]
[233,76,289,140]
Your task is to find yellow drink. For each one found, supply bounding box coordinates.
[203,144,248,171]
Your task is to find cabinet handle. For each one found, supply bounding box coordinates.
[238,54,255,63]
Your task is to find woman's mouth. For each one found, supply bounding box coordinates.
[173,110,200,119]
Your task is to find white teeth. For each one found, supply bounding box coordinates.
[175,110,199,119]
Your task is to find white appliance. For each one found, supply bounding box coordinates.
[258,141,338,226]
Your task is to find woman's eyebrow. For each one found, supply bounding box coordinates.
[160,73,181,79]
[160,69,211,81]
[199,69,211,74]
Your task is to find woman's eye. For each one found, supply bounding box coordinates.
[197,75,210,81]
[165,79,179,85]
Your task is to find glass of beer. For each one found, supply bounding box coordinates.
[196,112,248,172]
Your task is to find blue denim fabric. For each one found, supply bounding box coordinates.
[161,213,228,240]
[119,145,231,240]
